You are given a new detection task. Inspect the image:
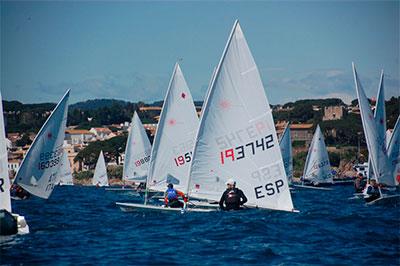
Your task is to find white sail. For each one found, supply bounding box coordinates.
[92,150,109,187]
[0,92,11,212]
[279,123,293,184]
[123,112,151,182]
[147,63,199,193]
[352,64,393,185]
[302,125,333,184]
[387,117,400,185]
[374,71,387,144]
[15,90,70,199]
[386,129,393,150]
[368,71,386,180]
[188,21,294,212]
[58,151,73,186]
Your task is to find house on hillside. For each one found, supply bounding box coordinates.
[90,127,114,140]
[65,129,95,145]
[323,106,346,121]
[275,121,314,147]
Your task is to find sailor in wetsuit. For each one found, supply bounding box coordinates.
[10,184,30,200]
[364,179,381,203]
[164,183,187,208]
[354,173,366,193]
[219,179,247,211]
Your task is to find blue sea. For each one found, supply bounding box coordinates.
[1,185,399,265]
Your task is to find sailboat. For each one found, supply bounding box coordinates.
[366,71,386,181]
[0,92,29,235]
[58,151,74,186]
[15,90,70,199]
[294,125,333,190]
[279,123,293,185]
[118,21,297,212]
[146,62,199,194]
[92,150,109,187]
[352,63,399,205]
[117,63,208,212]
[123,112,151,183]
[107,112,151,192]
[387,117,399,187]
[187,21,295,212]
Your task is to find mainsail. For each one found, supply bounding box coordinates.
[147,63,199,193]
[16,90,70,199]
[279,123,293,184]
[123,112,151,182]
[374,71,387,143]
[352,64,393,186]
[58,151,73,186]
[367,71,386,180]
[92,150,109,187]
[188,21,294,211]
[0,92,11,211]
[387,117,400,185]
[302,125,333,184]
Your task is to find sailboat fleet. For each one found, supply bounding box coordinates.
[1,20,399,235]
[353,63,400,204]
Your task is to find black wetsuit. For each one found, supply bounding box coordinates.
[219,188,247,211]
[354,178,366,193]
[365,185,380,203]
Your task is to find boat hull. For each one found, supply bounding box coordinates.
[116,202,217,213]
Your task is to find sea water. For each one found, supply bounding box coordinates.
[1,185,399,265]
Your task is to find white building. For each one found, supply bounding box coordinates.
[65,129,95,145]
[90,127,114,140]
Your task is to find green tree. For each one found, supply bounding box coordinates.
[15,134,32,147]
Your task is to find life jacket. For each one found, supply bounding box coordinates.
[166,188,178,201]
[225,188,240,205]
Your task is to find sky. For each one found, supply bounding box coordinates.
[1,1,399,105]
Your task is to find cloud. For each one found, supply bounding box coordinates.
[262,68,399,105]
[7,67,399,105]
[28,72,169,104]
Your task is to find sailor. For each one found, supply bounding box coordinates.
[364,179,381,203]
[219,178,247,211]
[137,182,146,191]
[354,173,366,193]
[10,184,30,200]
[164,183,187,208]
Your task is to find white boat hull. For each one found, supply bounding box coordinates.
[105,188,138,192]
[116,202,217,213]
[12,214,29,234]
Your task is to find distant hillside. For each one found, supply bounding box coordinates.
[3,97,398,139]
[70,99,130,110]
[3,100,56,112]
[282,98,345,108]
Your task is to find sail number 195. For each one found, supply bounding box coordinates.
[174,152,192,167]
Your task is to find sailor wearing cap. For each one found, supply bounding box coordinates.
[219,178,247,211]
